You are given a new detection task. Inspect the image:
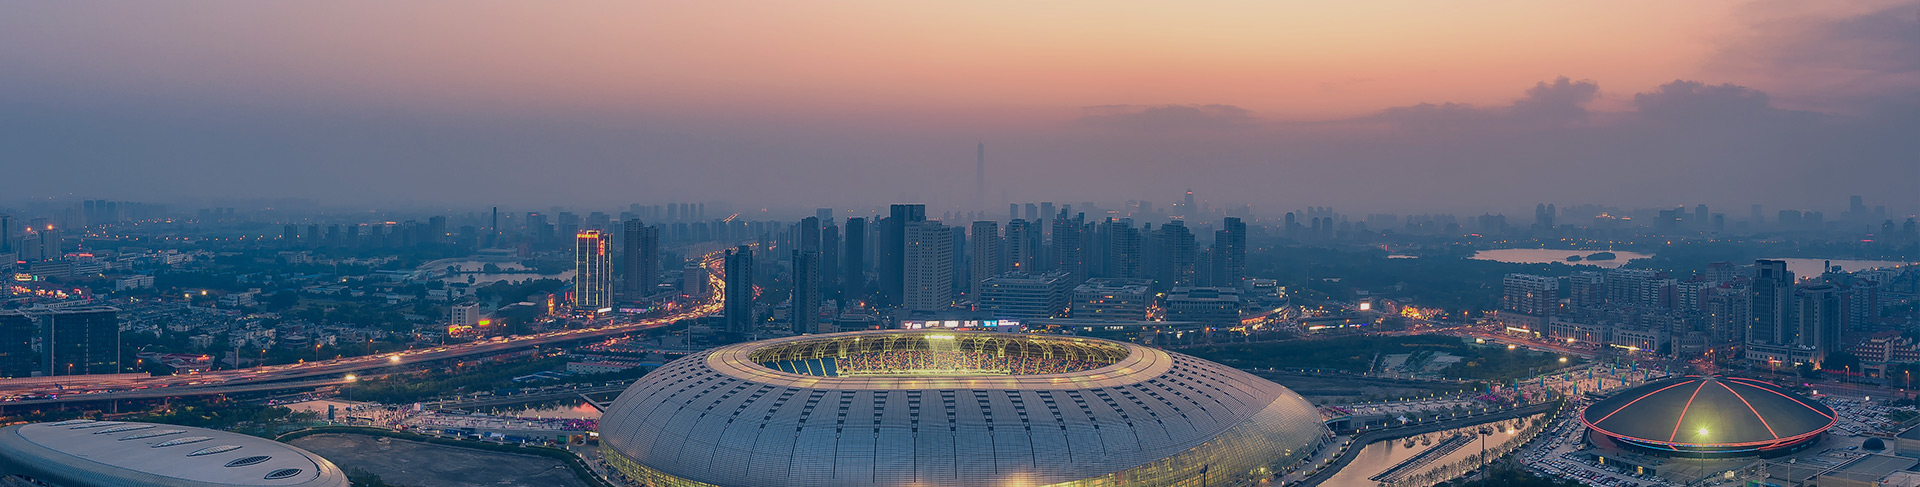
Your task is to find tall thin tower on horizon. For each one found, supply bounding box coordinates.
[975,142,986,211]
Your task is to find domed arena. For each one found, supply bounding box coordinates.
[0,420,348,487]
[1581,375,1834,457]
[597,330,1331,487]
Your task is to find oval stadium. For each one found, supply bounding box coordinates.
[0,420,348,487]
[597,330,1332,487]
[1580,375,1834,457]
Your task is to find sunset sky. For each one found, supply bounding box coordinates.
[4,1,1917,214]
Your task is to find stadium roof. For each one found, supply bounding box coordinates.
[1582,375,1834,448]
[0,421,347,487]
[598,329,1331,487]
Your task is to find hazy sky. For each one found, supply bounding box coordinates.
[3,1,1917,216]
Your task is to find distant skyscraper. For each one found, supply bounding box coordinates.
[622,219,660,300]
[975,142,986,211]
[1749,260,1794,347]
[1004,219,1036,273]
[969,221,1001,302]
[1209,217,1246,288]
[0,214,14,255]
[820,224,841,301]
[903,221,954,311]
[1008,204,1019,222]
[1051,211,1085,284]
[816,208,834,223]
[791,249,821,334]
[842,217,867,303]
[1104,219,1142,279]
[1796,284,1841,363]
[573,230,613,309]
[1154,221,1196,289]
[797,217,821,253]
[724,246,755,334]
[881,204,926,306]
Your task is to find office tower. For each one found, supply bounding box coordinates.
[489,207,499,247]
[1502,274,1559,316]
[1024,203,1039,221]
[1749,260,1794,346]
[622,219,660,299]
[791,249,821,334]
[968,221,1001,302]
[975,142,986,211]
[842,217,867,302]
[903,221,954,312]
[1797,284,1842,363]
[723,246,755,334]
[1009,204,1019,222]
[0,214,11,254]
[1567,271,1605,308]
[816,208,834,223]
[35,307,120,376]
[881,204,927,306]
[573,230,613,309]
[1004,219,1035,272]
[1209,217,1246,288]
[977,271,1074,319]
[0,311,32,378]
[820,224,840,300]
[1153,221,1196,289]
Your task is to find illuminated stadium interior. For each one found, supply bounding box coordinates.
[747,332,1130,377]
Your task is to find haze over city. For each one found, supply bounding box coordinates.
[5,1,1918,213]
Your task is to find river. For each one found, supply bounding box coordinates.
[1468,249,1653,268]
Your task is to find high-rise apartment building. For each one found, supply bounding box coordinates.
[881,204,927,306]
[1051,212,1085,283]
[1501,274,1559,316]
[968,221,1001,302]
[723,246,755,334]
[842,217,867,302]
[791,249,821,334]
[1209,217,1246,288]
[573,230,613,309]
[902,221,953,312]
[1796,284,1842,364]
[621,219,660,300]
[1749,260,1794,346]
[1154,221,1197,289]
[1005,219,1036,272]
